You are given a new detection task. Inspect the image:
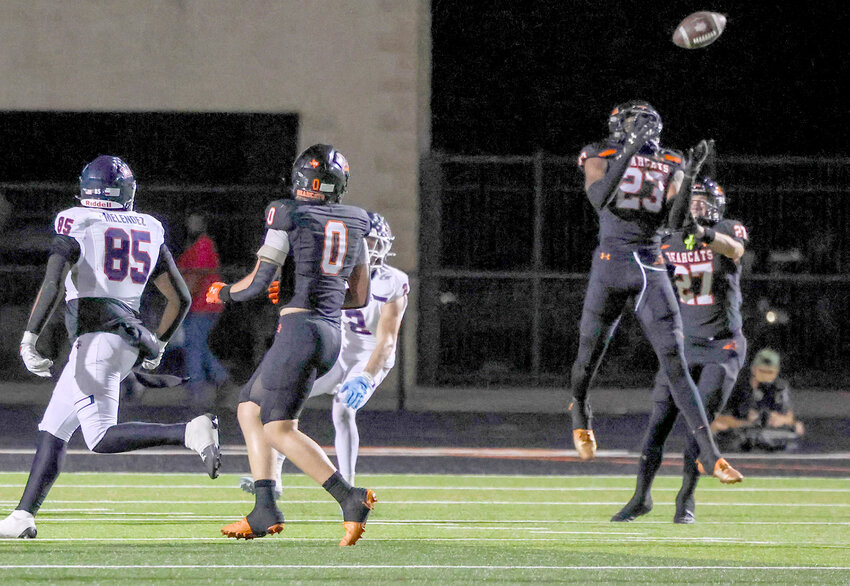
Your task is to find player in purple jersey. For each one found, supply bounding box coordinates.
[206,144,375,545]
[612,177,749,523]
[569,101,742,484]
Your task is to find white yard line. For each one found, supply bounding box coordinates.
[0,447,848,459]
[0,564,847,571]
[1,483,847,492]
[4,499,848,506]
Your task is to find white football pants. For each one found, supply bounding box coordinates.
[39,332,138,450]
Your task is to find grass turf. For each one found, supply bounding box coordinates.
[0,472,848,583]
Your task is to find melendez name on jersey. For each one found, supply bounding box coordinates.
[54,206,164,310]
[578,141,684,252]
[662,219,750,340]
[340,264,409,368]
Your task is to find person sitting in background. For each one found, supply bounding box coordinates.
[177,213,229,408]
[712,348,804,451]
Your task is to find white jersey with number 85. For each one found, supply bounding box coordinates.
[54,206,164,311]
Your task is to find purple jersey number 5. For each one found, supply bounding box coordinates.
[344,309,372,336]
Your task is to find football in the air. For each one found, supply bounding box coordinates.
[672,11,727,49]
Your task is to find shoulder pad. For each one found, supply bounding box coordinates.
[578,141,618,167]
[659,148,684,165]
[716,218,749,242]
[264,199,293,231]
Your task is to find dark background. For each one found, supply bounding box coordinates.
[431,2,845,157]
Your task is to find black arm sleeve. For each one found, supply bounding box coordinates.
[225,260,279,302]
[25,253,69,335]
[667,173,694,230]
[586,154,632,211]
[25,236,79,335]
[155,245,192,343]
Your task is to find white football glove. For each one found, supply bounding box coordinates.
[141,338,168,371]
[20,332,53,378]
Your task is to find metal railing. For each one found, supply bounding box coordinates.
[418,153,850,389]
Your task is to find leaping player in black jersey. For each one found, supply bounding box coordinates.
[570,101,742,484]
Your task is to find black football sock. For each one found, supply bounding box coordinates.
[91,422,186,453]
[633,445,664,503]
[676,439,701,515]
[323,470,353,504]
[17,431,68,515]
[245,480,285,533]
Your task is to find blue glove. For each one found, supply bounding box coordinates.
[341,373,374,410]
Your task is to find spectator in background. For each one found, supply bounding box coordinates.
[712,348,804,451]
[177,213,229,408]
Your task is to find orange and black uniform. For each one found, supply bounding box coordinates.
[616,218,749,522]
[239,199,370,423]
[571,139,724,470]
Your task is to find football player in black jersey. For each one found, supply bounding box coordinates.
[570,101,742,484]
[206,144,375,545]
[612,177,750,523]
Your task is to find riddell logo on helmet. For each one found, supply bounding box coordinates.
[79,198,124,209]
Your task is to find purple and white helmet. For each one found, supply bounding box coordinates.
[366,212,395,266]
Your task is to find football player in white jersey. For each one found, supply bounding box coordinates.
[240,211,408,495]
[0,156,221,539]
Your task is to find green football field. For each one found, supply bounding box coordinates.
[0,472,848,583]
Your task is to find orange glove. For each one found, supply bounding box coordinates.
[206,282,227,304]
[267,280,280,305]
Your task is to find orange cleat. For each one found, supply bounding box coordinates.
[698,458,744,484]
[572,429,597,460]
[221,517,284,540]
[339,489,377,546]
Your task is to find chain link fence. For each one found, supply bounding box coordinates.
[418,153,850,389]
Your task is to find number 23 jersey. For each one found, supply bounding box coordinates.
[55,206,164,310]
[578,141,684,253]
[662,219,750,340]
[264,199,370,320]
[340,264,409,368]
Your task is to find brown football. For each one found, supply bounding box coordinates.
[672,11,727,49]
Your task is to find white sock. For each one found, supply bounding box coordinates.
[332,400,359,485]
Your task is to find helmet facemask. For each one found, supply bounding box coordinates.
[366,212,394,266]
[691,178,726,226]
[608,101,663,151]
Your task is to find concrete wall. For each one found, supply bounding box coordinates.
[0,0,430,272]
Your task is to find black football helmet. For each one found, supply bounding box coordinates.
[366,211,395,266]
[691,177,726,226]
[78,155,137,210]
[608,100,662,150]
[290,144,350,204]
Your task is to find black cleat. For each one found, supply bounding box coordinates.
[611,498,653,522]
[674,492,696,524]
[673,510,695,524]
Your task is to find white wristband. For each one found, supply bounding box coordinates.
[359,372,375,388]
[21,331,39,346]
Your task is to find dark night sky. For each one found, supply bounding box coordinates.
[431,2,848,157]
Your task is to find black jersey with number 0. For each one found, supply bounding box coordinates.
[661,219,749,339]
[264,199,370,320]
[578,140,684,253]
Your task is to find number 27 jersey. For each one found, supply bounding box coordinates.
[264,199,370,320]
[662,219,750,339]
[55,206,164,311]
